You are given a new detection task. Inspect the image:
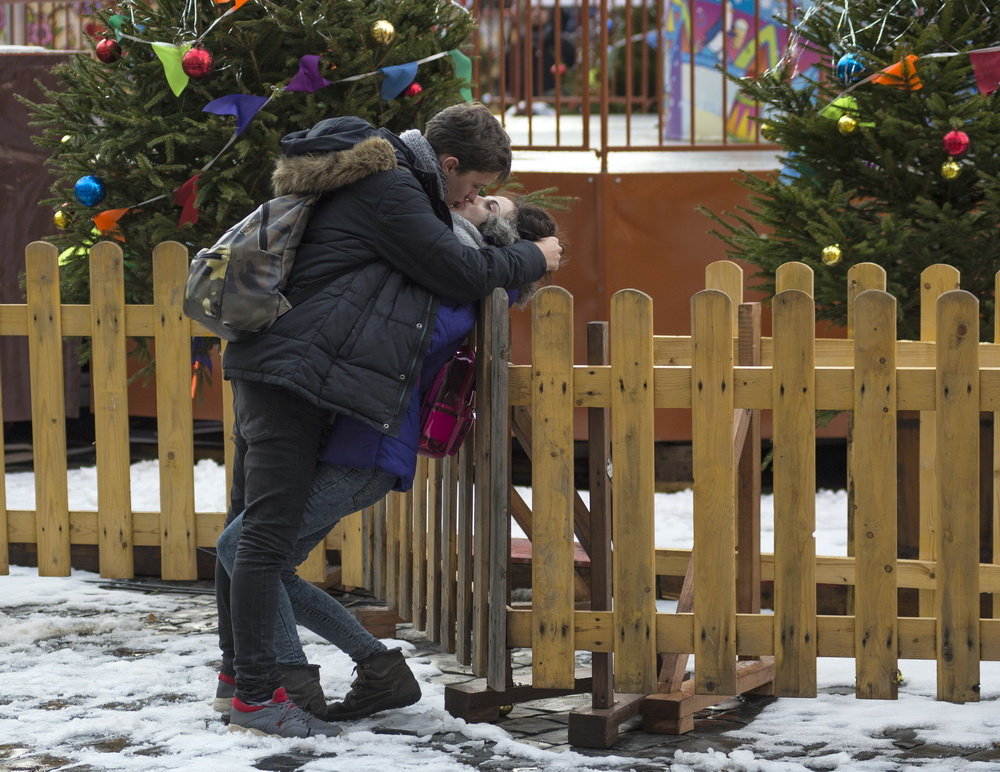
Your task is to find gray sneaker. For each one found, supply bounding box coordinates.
[229,687,343,738]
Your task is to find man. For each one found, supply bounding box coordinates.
[216,103,562,738]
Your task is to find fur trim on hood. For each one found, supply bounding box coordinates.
[271,136,398,197]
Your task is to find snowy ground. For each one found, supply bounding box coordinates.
[3,461,1000,771]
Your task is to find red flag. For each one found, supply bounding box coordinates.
[174,174,201,227]
[970,49,1000,95]
[92,207,130,240]
[872,54,922,90]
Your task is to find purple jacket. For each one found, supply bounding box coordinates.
[318,299,477,491]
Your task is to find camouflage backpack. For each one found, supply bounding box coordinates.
[183,193,325,342]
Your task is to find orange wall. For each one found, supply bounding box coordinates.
[511,170,848,441]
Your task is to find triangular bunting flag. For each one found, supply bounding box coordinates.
[106,14,124,42]
[174,174,201,227]
[151,42,193,97]
[970,49,1000,94]
[202,94,270,136]
[871,54,922,90]
[286,55,332,93]
[380,62,419,100]
[92,208,130,240]
[448,49,473,102]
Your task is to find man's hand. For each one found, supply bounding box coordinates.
[534,236,564,273]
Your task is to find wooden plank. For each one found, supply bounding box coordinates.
[340,512,364,587]
[611,289,657,694]
[298,537,327,583]
[412,456,428,631]
[935,290,980,702]
[89,243,134,578]
[586,321,614,708]
[472,311,491,675]
[372,496,387,598]
[486,289,512,689]
[919,265,960,617]
[441,454,459,650]
[771,290,817,696]
[26,243,71,576]
[152,243,196,580]
[775,262,814,296]
[530,286,576,689]
[426,458,444,643]
[691,289,736,695]
[0,316,6,574]
[736,303,762,618]
[852,290,898,699]
[397,490,414,620]
[704,259,743,330]
[994,269,1000,620]
[455,445,474,664]
[384,492,399,610]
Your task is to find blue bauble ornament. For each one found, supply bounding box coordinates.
[836,53,865,84]
[74,175,106,207]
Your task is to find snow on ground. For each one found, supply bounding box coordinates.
[3,461,1000,771]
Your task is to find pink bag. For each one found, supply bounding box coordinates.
[418,345,476,458]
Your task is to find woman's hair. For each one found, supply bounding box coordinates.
[513,201,558,241]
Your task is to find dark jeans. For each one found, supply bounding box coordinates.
[215,379,331,703]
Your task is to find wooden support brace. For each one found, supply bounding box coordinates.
[444,677,593,723]
[642,658,775,735]
[567,694,646,748]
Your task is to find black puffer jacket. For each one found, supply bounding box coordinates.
[223,117,546,434]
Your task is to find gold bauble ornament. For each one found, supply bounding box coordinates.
[371,19,396,45]
[940,160,961,180]
[53,209,70,229]
[837,114,858,135]
[760,122,775,140]
[821,244,842,266]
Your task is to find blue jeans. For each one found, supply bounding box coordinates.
[218,460,396,670]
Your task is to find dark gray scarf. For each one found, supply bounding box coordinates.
[400,129,450,203]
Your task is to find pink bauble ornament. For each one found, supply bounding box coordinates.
[942,130,970,157]
[95,38,121,64]
[182,47,214,79]
[404,81,423,97]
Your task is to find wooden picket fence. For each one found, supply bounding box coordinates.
[4,240,1000,746]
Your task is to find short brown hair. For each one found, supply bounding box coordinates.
[425,103,512,181]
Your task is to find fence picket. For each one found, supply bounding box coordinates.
[995,270,1000,620]
[0,335,6,573]
[340,511,364,587]
[455,446,474,664]
[530,286,577,689]
[89,243,133,579]
[26,242,70,576]
[412,456,428,632]
[397,489,414,622]
[692,289,737,695]
[919,265,961,618]
[610,289,657,694]
[852,290,898,699]
[441,454,459,650]
[775,262,814,296]
[771,290,817,696]
[151,243,197,580]
[935,290,980,702]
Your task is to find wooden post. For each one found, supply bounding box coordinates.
[994,270,1000,620]
[735,302,762,618]
[26,242,70,576]
[456,444,474,664]
[852,290,898,699]
[441,454,459,650]
[612,289,657,695]
[89,242,133,579]
[919,265,960,617]
[935,290,980,702]
[412,457,428,631]
[691,289,736,695]
[771,290,817,696]
[530,286,576,689]
[152,243,197,580]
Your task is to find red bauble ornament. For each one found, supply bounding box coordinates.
[95,38,121,64]
[404,81,423,97]
[182,47,214,79]
[942,130,970,157]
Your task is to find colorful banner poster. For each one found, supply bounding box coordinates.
[661,0,819,143]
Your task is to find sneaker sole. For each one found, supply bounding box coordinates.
[228,722,343,738]
[325,690,421,721]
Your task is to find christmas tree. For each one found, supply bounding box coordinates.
[705,0,1000,339]
[27,0,475,306]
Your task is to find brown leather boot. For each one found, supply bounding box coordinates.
[324,649,421,721]
[279,664,326,718]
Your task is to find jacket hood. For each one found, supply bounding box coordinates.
[272,116,400,196]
